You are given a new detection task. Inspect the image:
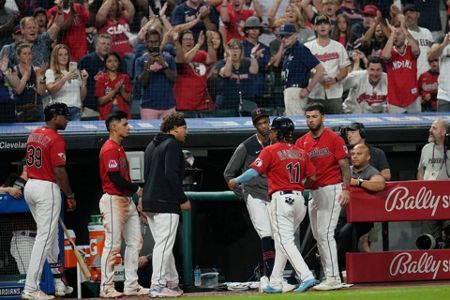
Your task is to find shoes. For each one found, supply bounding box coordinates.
[262,285,282,293]
[54,282,74,296]
[124,285,150,296]
[99,288,123,298]
[168,286,184,297]
[294,278,319,293]
[258,276,269,293]
[22,290,55,300]
[282,280,296,293]
[149,286,180,298]
[313,279,343,291]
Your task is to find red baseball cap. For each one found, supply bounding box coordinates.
[362,4,378,17]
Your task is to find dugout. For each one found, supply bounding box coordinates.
[0,113,448,285]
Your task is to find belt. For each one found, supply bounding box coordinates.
[285,84,306,89]
[15,230,37,238]
[273,190,302,196]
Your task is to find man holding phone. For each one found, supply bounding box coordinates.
[135,29,177,120]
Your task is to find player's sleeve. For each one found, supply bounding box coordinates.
[50,138,67,167]
[102,148,121,173]
[333,133,349,161]
[165,141,188,203]
[249,148,271,175]
[223,143,247,181]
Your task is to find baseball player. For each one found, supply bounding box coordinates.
[98,111,148,298]
[228,117,319,294]
[224,108,283,292]
[22,103,75,300]
[142,112,191,298]
[295,103,351,291]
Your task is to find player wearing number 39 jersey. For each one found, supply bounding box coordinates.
[228,117,319,294]
[23,103,75,300]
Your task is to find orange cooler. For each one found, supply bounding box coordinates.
[64,229,76,268]
[88,224,105,267]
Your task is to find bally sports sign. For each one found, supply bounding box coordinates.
[347,250,450,283]
[347,180,450,222]
[346,180,450,283]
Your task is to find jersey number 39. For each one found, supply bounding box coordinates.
[26,145,42,168]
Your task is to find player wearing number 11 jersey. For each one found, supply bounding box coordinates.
[228,117,319,294]
[23,103,75,300]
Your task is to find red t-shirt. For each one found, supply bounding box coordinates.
[26,127,66,182]
[97,17,133,58]
[418,70,439,110]
[250,142,315,197]
[173,50,211,111]
[383,45,419,107]
[48,4,89,61]
[218,6,254,42]
[295,128,348,189]
[95,72,132,120]
[99,139,132,196]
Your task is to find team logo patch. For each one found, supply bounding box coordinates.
[58,153,66,161]
[343,145,348,154]
[255,158,263,167]
[108,160,118,169]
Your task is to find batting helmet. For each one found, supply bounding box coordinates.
[44,102,69,121]
[271,117,295,140]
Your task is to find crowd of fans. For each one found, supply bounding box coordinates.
[0,0,450,122]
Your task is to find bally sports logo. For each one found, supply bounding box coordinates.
[389,252,450,280]
[384,186,450,217]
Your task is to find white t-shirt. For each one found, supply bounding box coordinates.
[437,44,450,102]
[408,27,434,78]
[45,69,82,108]
[305,39,351,99]
[342,70,388,113]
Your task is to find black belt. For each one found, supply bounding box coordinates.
[278,190,295,195]
[285,84,306,89]
[16,231,37,238]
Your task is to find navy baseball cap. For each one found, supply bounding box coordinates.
[251,108,269,123]
[403,4,418,14]
[278,23,296,37]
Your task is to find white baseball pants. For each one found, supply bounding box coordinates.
[23,179,61,292]
[246,194,272,239]
[99,194,143,292]
[268,191,314,288]
[146,212,180,287]
[309,183,342,281]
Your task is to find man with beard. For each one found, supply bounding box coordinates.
[295,103,350,291]
[417,118,450,248]
[224,108,297,292]
[342,56,388,114]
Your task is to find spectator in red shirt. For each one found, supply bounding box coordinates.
[382,15,421,113]
[47,0,89,62]
[173,30,217,117]
[96,0,135,58]
[418,55,439,112]
[96,52,133,120]
[219,0,262,42]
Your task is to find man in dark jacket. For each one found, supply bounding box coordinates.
[142,112,191,298]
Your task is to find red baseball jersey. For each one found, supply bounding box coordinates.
[99,139,132,196]
[250,142,315,197]
[384,45,419,107]
[295,128,348,189]
[25,127,67,182]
